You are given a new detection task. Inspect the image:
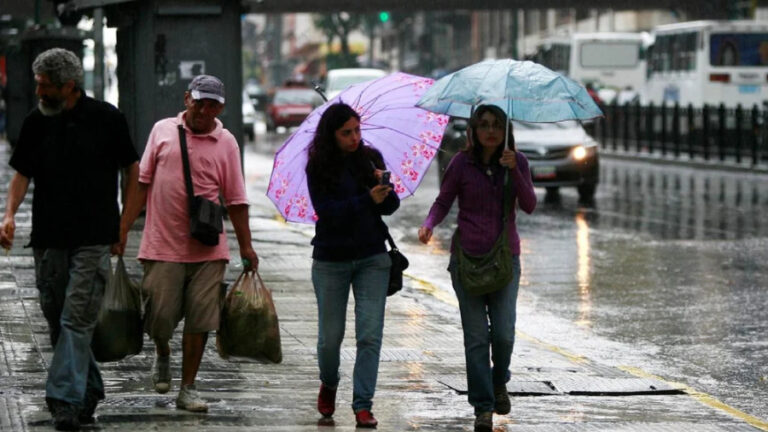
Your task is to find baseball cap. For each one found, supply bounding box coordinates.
[188,74,225,104]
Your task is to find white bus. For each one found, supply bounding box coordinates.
[533,32,650,103]
[644,20,768,108]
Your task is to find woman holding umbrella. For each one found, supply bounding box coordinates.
[417,105,537,432]
[306,103,399,428]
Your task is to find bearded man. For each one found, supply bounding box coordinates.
[0,48,139,431]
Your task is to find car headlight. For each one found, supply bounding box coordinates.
[572,145,587,161]
[571,145,596,161]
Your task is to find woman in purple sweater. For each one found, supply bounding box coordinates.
[418,105,536,432]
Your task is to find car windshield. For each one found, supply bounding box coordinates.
[512,120,580,130]
[327,74,383,91]
[274,89,322,105]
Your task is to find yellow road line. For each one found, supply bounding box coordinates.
[514,331,588,364]
[408,272,768,431]
[619,366,768,431]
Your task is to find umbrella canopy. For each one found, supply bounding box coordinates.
[267,72,449,224]
[416,59,603,122]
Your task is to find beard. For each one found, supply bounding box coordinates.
[38,98,65,116]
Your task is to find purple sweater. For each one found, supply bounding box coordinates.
[423,151,536,255]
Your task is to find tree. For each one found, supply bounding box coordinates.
[313,12,362,68]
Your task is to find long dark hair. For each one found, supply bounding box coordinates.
[464,104,515,165]
[306,103,383,193]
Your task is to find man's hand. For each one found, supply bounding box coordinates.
[241,247,259,272]
[0,217,16,250]
[111,229,128,256]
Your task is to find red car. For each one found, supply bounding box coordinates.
[266,87,323,131]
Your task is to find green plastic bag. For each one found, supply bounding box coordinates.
[91,257,143,362]
[217,271,282,363]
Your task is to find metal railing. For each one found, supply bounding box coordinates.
[593,102,768,167]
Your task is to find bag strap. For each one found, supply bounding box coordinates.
[377,217,399,251]
[177,124,196,212]
[501,169,511,225]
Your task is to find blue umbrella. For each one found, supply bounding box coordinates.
[416,59,603,122]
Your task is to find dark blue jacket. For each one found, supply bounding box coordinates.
[308,155,399,261]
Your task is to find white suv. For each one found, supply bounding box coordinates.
[324,68,387,100]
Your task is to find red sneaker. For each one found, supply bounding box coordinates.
[317,383,336,418]
[355,409,378,428]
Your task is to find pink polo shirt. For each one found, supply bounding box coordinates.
[137,112,248,262]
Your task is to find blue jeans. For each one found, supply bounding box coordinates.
[449,253,521,414]
[34,246,110,407]
[312,253,390,412]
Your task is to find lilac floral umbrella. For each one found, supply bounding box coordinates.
[267,72,449,224]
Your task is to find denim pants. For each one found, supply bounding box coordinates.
[34,246,110,407]
[449,253,521,414]
[312,252,390,412]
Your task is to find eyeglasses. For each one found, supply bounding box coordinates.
[476,123,505,132]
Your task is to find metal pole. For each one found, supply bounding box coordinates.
[35,0,41,25]
[93,8,105,101]
[735,104,743,164]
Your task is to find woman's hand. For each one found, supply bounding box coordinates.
[499,149,517,169]
[418,226,432,244]
[370,184,392,204]
[373,169,384,183]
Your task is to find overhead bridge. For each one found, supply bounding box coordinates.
[242,0,730,16]
[70,0,733,17]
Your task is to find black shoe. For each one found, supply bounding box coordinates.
[46,398,81,431]
[474,411,493,432]
[493,383,511,414]
[79,392,99,424]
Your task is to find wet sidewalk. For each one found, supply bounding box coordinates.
[1,139,765,431]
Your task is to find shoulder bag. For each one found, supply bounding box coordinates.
[453,169,514,296]
[379,218,409,296]
[178,124,223,246]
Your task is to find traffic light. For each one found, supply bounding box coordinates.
[378,11,390,23]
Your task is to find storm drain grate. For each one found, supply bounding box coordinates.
[438,376,559,396]
[551,377,684,396]
[438,376,684,397]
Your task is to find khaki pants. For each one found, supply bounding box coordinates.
[142,260,226,341]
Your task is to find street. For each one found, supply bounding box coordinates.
[258,128,768,422]
[0,130,766,431]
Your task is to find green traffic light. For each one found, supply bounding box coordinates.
[379,11,389,23]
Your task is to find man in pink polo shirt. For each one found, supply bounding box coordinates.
[117,75,258,412]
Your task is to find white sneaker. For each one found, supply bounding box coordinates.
[176,384,208,412]
[152,355,171,394]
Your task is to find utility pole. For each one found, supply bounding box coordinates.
[93,7,104,101]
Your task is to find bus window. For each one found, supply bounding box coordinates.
[710,33,768,66]
[671,33,698,71]
[579,42,640,68]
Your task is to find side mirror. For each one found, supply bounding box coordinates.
[452,119,468,131]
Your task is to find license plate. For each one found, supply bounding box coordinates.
[533,166,556,179]
[739,85,759,94]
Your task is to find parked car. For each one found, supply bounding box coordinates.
[437,119,599,201]
[245,80,268,112]
[266,87,323,132]
[324,68,387,100]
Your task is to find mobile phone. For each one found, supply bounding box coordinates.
[380,171,391,185]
